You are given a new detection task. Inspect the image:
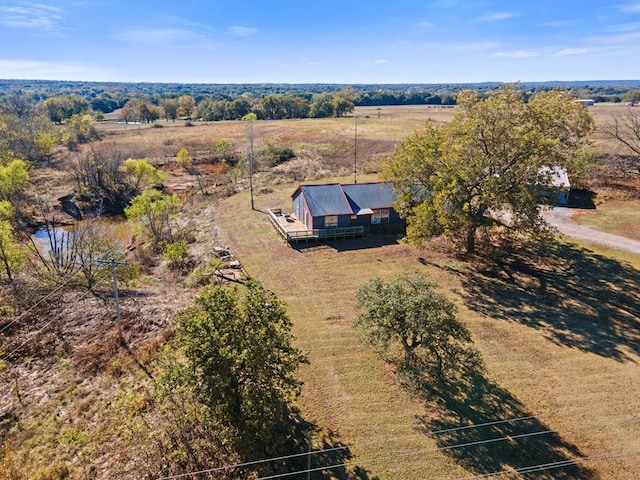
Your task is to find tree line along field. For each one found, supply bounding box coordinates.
[1,99,640,478]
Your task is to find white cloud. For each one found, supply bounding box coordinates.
[619,2,640,13]
[0,58,114,80]
[493,50,539,58]
[540,20,574,28]
[228,25,258,37]
[554,48,590,56]
[115,27,199,44]
[374,59,388,64]
[589,31,640,45]
[606,21,640,32]
[0,3,63,30]
[477,12,519,22]
[444,41,503,53]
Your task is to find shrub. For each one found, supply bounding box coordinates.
[162,241,188,270]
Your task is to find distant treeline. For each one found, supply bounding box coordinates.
[1,79,639,124]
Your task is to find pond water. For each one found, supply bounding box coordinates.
[31,216,133,254]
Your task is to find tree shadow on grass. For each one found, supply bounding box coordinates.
[412,367,598,479]
[251,424,378,479]
[461,240,640,361]
[308,429,380,480]
[292,234,402,253]
[416,375,597,479]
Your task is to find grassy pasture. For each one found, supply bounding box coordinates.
[212,182,640,479]
[5,103,640,478]
[571,200,640,241]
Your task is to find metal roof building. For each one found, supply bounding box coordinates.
[291,182,405,231]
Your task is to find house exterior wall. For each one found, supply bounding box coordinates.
[292,190,313,229]
[314,215,351,229]
[292,183,406,232]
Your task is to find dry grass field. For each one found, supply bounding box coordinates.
[211,179,640,479]
[3,103,639,478]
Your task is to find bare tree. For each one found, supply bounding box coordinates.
[30,200,122,288]
[603,108,640,175]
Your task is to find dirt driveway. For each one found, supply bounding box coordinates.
[543,207,640,255]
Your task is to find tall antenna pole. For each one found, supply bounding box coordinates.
[243,113,257,210]
[354,110,358,184]
[97,258,127,347]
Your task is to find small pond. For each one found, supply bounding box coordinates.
[31,216,133,254]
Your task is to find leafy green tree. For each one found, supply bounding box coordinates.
[91,92,122,113]
[177,95,196,119]
[160,98,179,122]
[0,201,25,288]
[161,240,188,270]
[622,89,640,104]
[282,94,309,118]
[355,274,481,382]
[119,158,166,192]
[260,94,286,120]
[137,101,161,123]
[175,148,192,169]
[174,280,308,471]
[64,113,99,148]
[225,97,252,119]
[43,95,90,123]
[119,100,137,124]
[333,96,354,117]
[0,90,36,118]
[0,159,30,203]
[309,93,335,118]
[1,110,58,164]
[385,85,594,253]
[125,189,179,251]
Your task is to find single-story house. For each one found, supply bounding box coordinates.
[539,166,570,206]
[291,182,405,230]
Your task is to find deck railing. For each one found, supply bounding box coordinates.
[268,209,364,243]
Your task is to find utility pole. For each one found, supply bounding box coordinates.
[97,258,127,347]
[353,110,359,184]
[243,112,257,210]
[307,432,312,480]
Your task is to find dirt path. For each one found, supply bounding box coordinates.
[543,207,640,255]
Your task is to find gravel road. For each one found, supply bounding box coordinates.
[543,207,640,255]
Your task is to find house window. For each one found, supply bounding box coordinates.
[325,215,338,229]
[371,209,390,224]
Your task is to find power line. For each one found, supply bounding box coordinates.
[0,268,83,335]
[96,258,127,346]
[1,272,111,360]
[155,407,640,480]
[452,448,640,480]
[155,445,350,480]
[151,401,640,480]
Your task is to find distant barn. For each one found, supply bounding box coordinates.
[575,99,595,107]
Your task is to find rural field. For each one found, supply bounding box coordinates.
[2,103,640,479]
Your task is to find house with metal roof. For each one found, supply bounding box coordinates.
[539,166,570,206]
[291,182,404,231]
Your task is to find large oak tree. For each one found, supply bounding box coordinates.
[385,85,593,253]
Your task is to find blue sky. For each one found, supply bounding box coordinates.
[1,0,639,83]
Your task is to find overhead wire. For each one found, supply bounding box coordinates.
[252,447,640,480]
[158,401,640,480]
[451,448,640,479]
[0,267,84,334]
[1,270,112,360]
[155,409,640,480]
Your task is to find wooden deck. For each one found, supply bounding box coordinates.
[267,209,364,243]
